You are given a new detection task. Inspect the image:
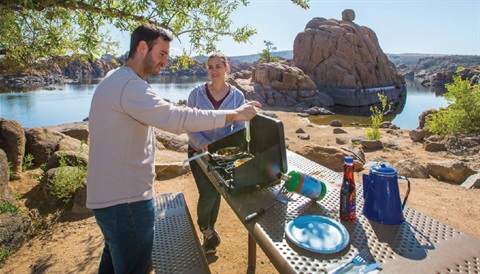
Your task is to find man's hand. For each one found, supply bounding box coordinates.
[225,101,262,123]
[201,143,211,152]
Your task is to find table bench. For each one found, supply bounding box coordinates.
[152,192,211,274]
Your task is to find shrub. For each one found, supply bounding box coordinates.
[22,154,35,171]
[0,248,14,262]
[12,191,21,200]
[366,93,392,140]
[426,76,480,135]
[0,202,20,214]
[45,145,87,202]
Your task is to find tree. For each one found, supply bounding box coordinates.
[0,0,310,73]
[258,40,280,63]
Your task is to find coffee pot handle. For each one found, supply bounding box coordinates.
[398,175,411,210]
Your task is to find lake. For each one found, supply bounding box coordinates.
[0,77,447,129]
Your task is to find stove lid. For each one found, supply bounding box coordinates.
[208,113,288,174]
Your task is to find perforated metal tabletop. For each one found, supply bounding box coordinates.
[197,150,480,274]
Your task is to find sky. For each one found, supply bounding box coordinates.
[112,0,480,57]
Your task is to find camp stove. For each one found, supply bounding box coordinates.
[202,113,288,194]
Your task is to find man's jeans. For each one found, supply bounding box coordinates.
[93,199,155,274]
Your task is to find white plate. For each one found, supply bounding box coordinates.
[285,215,350,254]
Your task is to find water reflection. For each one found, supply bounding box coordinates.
[407,78,447,96]
[309,79,447,129]
[0,84,43,93]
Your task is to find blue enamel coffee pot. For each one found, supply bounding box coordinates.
[362,163,411,225]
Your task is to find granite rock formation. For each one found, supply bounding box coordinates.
[250,62,334,109]
[293,10,405,106]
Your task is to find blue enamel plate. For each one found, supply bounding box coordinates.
[285,215,350,254]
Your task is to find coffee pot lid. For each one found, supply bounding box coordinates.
[370,163,397,175]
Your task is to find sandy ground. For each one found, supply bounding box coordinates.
[1,111,479,274]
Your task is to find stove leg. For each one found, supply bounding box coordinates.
[248,233,256,271]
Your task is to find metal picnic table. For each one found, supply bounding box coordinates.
[196,150,480,273]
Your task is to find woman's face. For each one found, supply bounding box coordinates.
[207,57,228,82]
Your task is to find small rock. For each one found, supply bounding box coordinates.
[380,121,392,128]
[297,133,310,140]
[409,129,426,142]
[424,142,446,152]
[461,173,480,189]
[155,162,189,179]
[333,128,347,134]
[336,137,348,145]
[261,111,277,118]
[426,135,442,142]
[297,113,310,118]
[361,140,383,150]
[330,120,343,127]
[389,124,399,129]
[351,138,362,145]
[384,141,400,150]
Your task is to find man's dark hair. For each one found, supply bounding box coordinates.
[128,24,173,59]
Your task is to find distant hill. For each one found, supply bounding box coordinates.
[195,51,478,76]
[194,50,294,64]
[385,53,448,66]
[386,53,480,69]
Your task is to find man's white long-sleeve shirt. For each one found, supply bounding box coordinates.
[86,67,227,209]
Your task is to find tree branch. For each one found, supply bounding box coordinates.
[0,0,175,34]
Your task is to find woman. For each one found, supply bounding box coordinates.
[187,53,245,254]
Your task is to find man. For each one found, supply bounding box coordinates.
[86,24,260,274]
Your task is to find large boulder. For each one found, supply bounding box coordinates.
[251,63,334,109]
[154,129,189,152]
[426,160,477,184]
[45,122,89,144]
[25,128,65,167]
[393,159,430,179]
[0,119,26,180]
[293,10,405,106]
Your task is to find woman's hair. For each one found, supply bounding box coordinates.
[207,52,229,68]
[128,24,173,59]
